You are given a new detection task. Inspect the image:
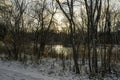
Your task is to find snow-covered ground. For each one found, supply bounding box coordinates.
[0,58,86,80]
[0,58,119,80]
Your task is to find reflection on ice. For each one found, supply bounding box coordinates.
[54,45,63,54]
[51,45,72,56]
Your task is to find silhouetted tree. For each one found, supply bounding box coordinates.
[56,0,80,74]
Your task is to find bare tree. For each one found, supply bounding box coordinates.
[31,0,57,62]
[56,0,80,74]
[84,0,102,74]
[102,0,112,74]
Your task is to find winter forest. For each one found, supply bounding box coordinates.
[0,0,120,80]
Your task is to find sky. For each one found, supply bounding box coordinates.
[2,0,120,32]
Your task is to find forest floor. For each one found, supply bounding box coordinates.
[0,58,120,80]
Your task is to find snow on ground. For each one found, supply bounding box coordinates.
[0,58,87,80]
[0,58,119,80]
